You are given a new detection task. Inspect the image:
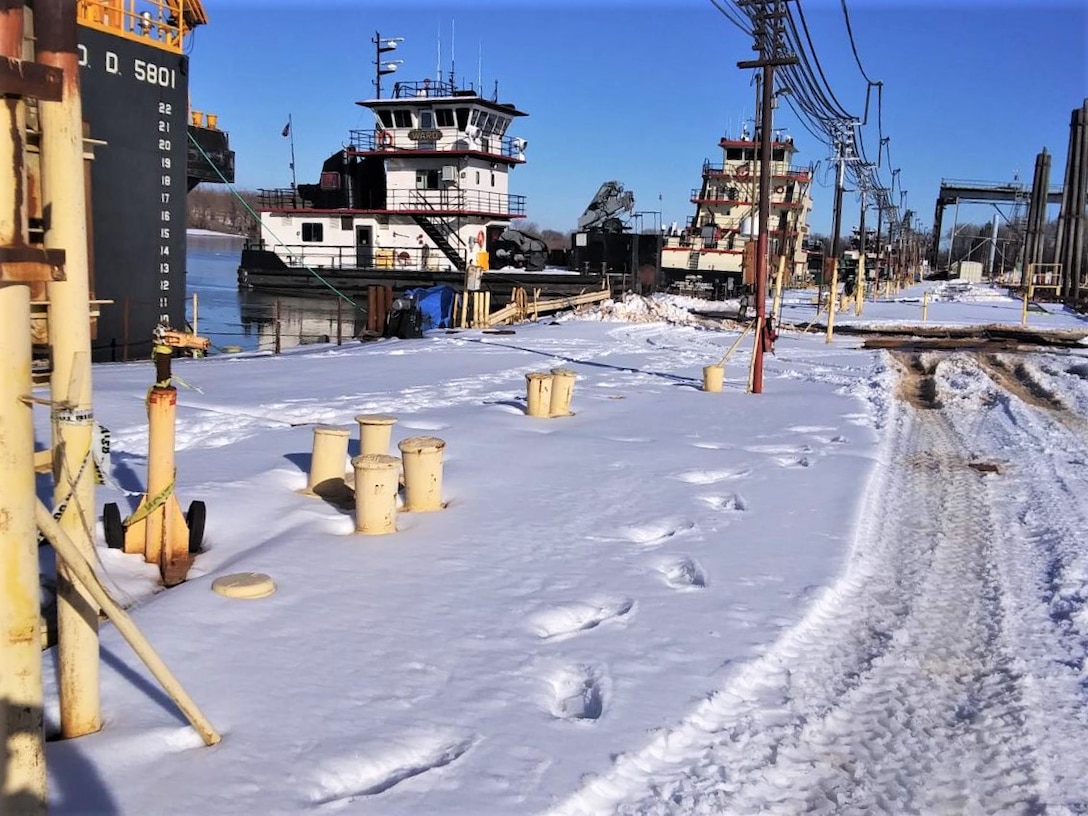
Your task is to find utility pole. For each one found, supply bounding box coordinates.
[737,0,797,394]
[873,190,885,290]
[825,133,848,343]
[855,170,872,315]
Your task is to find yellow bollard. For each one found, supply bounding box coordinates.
[922,291,929,322]
[398,436,446,512]
[1021,288,1029,327]
[525,372,552,418]
[702,365,724,393]
[355,414,397,457]
[305,426,351,496]
[351,454,400,534]
[549,368,577,417]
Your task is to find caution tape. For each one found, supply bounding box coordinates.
[124,470,176,527]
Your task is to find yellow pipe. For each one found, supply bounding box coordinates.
[772,252,787,326]
[702,365,724,393]
[525,372,552,418]
[549,368,576,417]
[715,322,753,368]
[144,387,176,568]
[825,257,839,344]
[922,290,929,323]
[855,252,865,315]
[305,426,350,496]
[38,3,101,738]
[1021,287,1029,327]
[34,500,221,746]
[0,10,46,802]
[397,437,446,512]
[355,414,397,457]
[351,454,399,533]
[0,284,47,813]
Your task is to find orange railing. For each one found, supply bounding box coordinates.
[76,1,207,54]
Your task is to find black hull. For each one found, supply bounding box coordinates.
[238,248,607,305]
[78,27,189,361]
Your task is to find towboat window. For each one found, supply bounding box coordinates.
[469,109,480,126]
[376,110,394,128]
[436,109,455,128]
[479,112,499,136]
[455,108,469,131]
[301,222,324,242]
[495,117,510,137]
[393,109,412,128]
[420,110,435,129]
[416,169,441,190]
[772,148,785,162]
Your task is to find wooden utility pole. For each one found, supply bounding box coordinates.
[826,137,847,343]
[855,183,867,315]
[737,0,797,393]
[37,0,102,738]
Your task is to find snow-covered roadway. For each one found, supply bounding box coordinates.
[551,350,1088,815]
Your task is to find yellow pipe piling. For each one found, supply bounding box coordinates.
[37,0,101,739]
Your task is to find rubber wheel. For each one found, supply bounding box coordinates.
[103,503,124,550]
[186,500,206,554]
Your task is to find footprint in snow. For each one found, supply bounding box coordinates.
[309,732,475,806]
[698,493,749,513]
[670,468,751,485]
[529,598,635,641]
[545,665,608,722]
[657,556,708,590]
[617,518,696,547]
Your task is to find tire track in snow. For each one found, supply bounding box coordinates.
[944,353,1088,809]
[549,352,1053,816]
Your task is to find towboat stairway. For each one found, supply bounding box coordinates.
[410,193,469,272]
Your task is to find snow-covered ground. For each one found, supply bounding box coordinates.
[39,282,1088,814]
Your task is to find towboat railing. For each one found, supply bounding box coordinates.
[248,242,462,274]
[701,160,811,181]
[257,187,526,217]
[346,129,526,162]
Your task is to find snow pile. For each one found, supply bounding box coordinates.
[564,293,702,325]
[931,280,1011,303]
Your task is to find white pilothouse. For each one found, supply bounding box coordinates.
[238,60,560,296]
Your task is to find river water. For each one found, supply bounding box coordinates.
[185,233,366,354]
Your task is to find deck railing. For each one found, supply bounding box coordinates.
[254,242,462,274]
[258,187,526,216]
[347,129,525,162]
[76,0,198,53]
[702,160,811,181]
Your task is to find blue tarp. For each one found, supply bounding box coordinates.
[403,284,456,330]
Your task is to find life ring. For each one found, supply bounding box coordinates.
[378,129,394,149]
[774,185,785,195]
[476,229,486,247]
[735,164,750,178]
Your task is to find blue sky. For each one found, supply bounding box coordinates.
[188,1,1087,240]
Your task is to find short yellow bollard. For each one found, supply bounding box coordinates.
[355,414,398,457]
[549,368,577,417]
[525,372,552,418]
[305,426,351,496]
[922,291,930,323]
[702,365,724,393]
[351,454,400,534]
[397,437,446,512]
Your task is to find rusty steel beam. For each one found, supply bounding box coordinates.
[0,56,63,101]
